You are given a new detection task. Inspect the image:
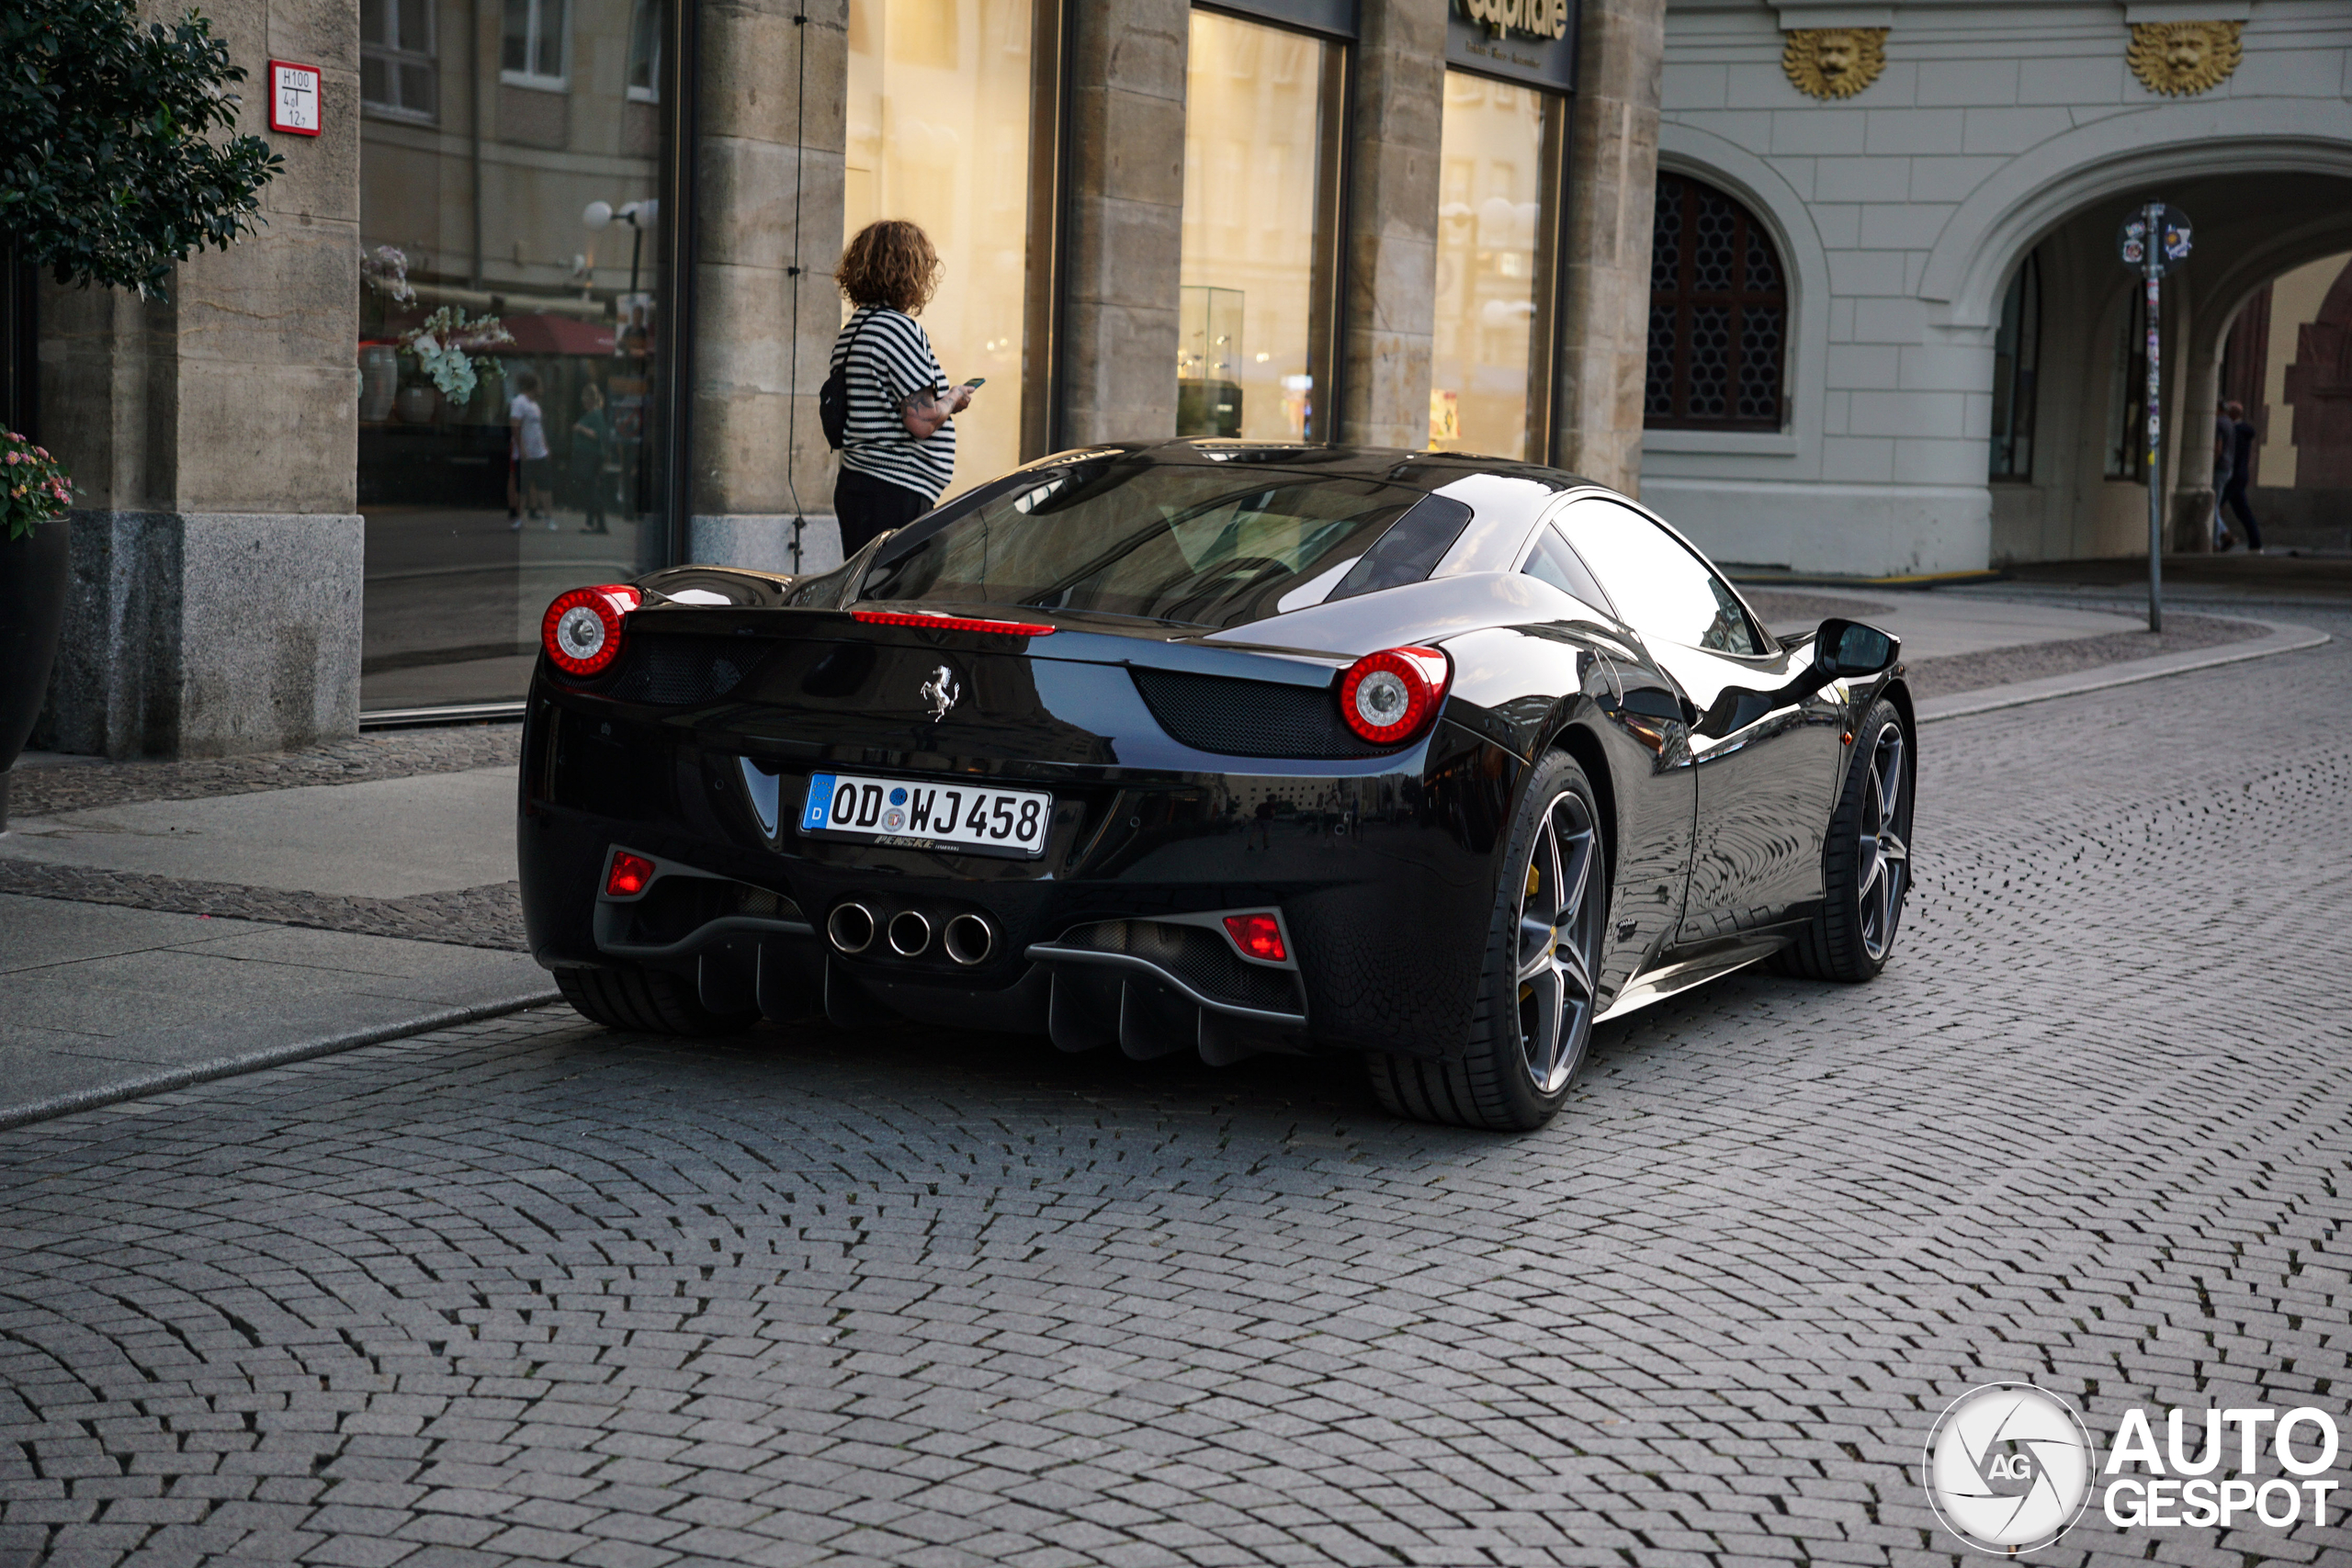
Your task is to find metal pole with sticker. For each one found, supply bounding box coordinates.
[2118,202,2190,634]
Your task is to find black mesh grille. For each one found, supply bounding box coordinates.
[606,636,763,705]
[1130,668,1395,759]
[623,876,805,946]
[1062,920,1303,1015]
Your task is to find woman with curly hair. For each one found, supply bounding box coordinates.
[829,220,977,555]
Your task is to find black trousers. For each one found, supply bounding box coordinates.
[2222,479,2263,549]
[835,466,934,559]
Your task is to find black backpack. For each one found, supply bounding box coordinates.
[819,310,875,451]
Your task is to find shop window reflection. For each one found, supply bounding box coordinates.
[358,0,666,713]
[503,0,569,85]
[361,0,437,121]
[625,0,659,101]
[1178,9,1342,444]
[845,0,1037,499]
[1430,72,1550,460]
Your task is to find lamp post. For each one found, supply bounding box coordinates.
[2117,201,2190,634]
[582,198,658,299]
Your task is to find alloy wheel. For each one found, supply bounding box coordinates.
[1858,721,1909,961]
[1515,789,1603,1095]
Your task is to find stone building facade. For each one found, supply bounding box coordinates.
[1643,0,2352,575]
[32,0,1668,755]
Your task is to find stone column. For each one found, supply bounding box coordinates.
[1550,0,1665,491]
[1057,1,1190,447]
[689,0,849,575]
[39,0,363,759]
[1339,0,1447,449]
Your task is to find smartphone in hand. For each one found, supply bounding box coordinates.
[961,377,986,389]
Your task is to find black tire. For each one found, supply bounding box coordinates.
[1776,697,1913,983]
[1366,750,1606,1132]
[555,964,760,1035]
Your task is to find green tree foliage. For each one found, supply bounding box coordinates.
[1,0,284,298]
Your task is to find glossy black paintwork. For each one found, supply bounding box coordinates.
[521,440,1907,1058]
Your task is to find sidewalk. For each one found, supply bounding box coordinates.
[0,729,553,1128]
[0,589,2331,1128]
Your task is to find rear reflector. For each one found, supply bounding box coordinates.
[1222,912,1287,964]
[605,850,655,897]
[851,608,1057,637]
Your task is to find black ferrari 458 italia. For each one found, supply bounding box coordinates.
[519,440,1914,1130]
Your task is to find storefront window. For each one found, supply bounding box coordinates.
[1430,71,1554,460]
[1178,8,1344,443]
[845,0,1039,498]
[358,0,671,713]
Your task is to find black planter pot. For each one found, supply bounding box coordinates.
[0,513,70,831]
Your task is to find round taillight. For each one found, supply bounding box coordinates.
[541,584,641,676]
[1339,646,1450,745]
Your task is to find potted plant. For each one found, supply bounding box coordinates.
[0,0,282,787]
[0,434,73,829]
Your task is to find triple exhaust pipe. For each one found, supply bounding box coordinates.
[826,901,997,966]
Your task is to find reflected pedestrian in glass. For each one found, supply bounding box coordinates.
[830,220,975,558]
[571,384,612,536]
[510,370,553,530]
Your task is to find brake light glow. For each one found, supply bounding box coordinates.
[851,608,1057,637]
[1339,646,1450,745]
[1223,913,1287,964]
[541,584,641,675]
[605,850,655,897]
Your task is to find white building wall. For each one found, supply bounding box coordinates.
[1645,0,2352,575]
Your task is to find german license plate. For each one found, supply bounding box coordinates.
[798,772,1051,858]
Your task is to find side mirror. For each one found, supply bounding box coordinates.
[1812,617,1899,680]
[1751,617,1901,718]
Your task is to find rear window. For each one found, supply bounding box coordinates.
[854,461,1446,629]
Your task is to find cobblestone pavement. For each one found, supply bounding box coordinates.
[10,729,521,820]
[2,616,2348,1568]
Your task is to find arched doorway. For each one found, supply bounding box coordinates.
[1964,171,2352,565]
[2217,253,2352,551]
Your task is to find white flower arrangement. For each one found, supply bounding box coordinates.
[399,307,514,405]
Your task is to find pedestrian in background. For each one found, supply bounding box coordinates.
[2211,399,2233,552]
[2220,400,2265,553]
[829,220,976,558]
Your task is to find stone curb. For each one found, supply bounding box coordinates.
[0,987,562,1134]
[1914,616,2330,725]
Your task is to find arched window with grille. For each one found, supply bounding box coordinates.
[1645,175,1788,430]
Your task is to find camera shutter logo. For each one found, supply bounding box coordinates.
[1923,1383,2096,1552]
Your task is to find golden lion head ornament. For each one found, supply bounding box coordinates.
[1782,28,1888,100]
[2127,20,2244,96]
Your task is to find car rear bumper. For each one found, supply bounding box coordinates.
[517,682,1527,1060]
